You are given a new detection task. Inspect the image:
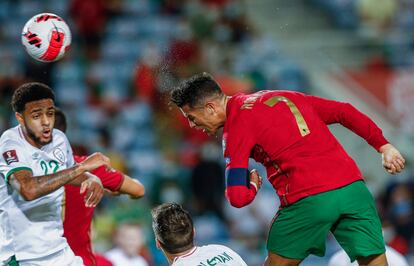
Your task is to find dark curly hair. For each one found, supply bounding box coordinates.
[170,72,223,108]
[11,82,55,113]
[54,108,67,133]
[151,203,194,254]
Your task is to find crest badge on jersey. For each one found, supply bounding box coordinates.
[3,150,19,165]
[53,148,65,164]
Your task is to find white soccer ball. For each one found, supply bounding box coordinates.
[21,13,71,62]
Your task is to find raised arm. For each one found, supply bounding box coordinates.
[307,95,388,151]
[8,152,109,201]
[308,95,405,173]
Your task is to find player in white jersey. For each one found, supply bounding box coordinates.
[151,203,248,266]
[0,82,110,266]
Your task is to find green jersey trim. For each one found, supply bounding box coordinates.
[5,167,33,183]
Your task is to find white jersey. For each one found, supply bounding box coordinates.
[0,125,75,260]
[172,245,248,266]
[0,175,16,262]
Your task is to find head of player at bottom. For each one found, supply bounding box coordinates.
[151,203,195,264]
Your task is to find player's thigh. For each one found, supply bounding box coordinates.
[357,253,388,266]
[267,191,339,260]
[264,251,302,266]
[331,181,385,262]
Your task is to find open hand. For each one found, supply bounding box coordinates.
[80,174,104,207]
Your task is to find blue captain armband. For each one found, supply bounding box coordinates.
[225,168,249,187]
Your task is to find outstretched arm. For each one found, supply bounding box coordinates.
[308,95,406,174]
[308,95,389,151]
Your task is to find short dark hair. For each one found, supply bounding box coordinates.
[11,82,55,113]
[151,203,194,254]
[170,72,223,108]
[54,108,67,133]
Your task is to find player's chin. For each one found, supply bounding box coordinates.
[39,136,53,145]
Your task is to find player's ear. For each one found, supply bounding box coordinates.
[205,102,215,115]
[155,239,161,249]
[15,112,24,125]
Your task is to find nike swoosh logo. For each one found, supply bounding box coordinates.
[52,23,61,42]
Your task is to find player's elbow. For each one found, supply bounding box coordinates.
[130,186,145,199]
[20,186,39,201]
[229,199,248,208]
[226,188,251,208]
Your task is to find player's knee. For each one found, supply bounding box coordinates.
[357,253,388,266]
[264,252,301,266]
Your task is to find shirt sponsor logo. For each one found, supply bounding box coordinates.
[3,150,18,165]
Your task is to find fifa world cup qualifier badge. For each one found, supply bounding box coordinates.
[3,150,19,165]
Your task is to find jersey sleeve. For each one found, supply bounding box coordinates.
[224,113,257,208]
[0,139,32,183]
[74,155,124,191]
[91,166,124,191]
[307,95,389,151]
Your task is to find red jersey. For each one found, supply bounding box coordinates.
[223,91,388,208]
[63,155,124,266]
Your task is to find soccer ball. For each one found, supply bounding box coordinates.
[21,13,71,62]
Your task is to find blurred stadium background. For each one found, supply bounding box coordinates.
[0,0,413,265]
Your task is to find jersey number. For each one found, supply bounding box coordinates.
[264,96,310,137]
[40,160,59,175]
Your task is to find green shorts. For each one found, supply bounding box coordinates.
[267,181,385,262]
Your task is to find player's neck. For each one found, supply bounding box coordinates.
[166,246,197,265]
[221,95,231,122]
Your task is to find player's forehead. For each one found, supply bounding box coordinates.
[24,99,55,113]
[180,105,195,119]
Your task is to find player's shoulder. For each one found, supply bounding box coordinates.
[52,128,71,146]
[52,128,67,140]
[201,244,235,253]
[0,126,24,147]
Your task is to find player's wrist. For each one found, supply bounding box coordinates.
[250,181,258,192]
[74,163,87,176]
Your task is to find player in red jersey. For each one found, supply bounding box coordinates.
[170,73,406,266]
[54,108,146,266]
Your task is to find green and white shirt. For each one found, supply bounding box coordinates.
[172,245,248,266]
[0,125,75,260]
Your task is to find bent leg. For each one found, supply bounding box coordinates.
[264,251,302,266]
[357,253,388,266]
